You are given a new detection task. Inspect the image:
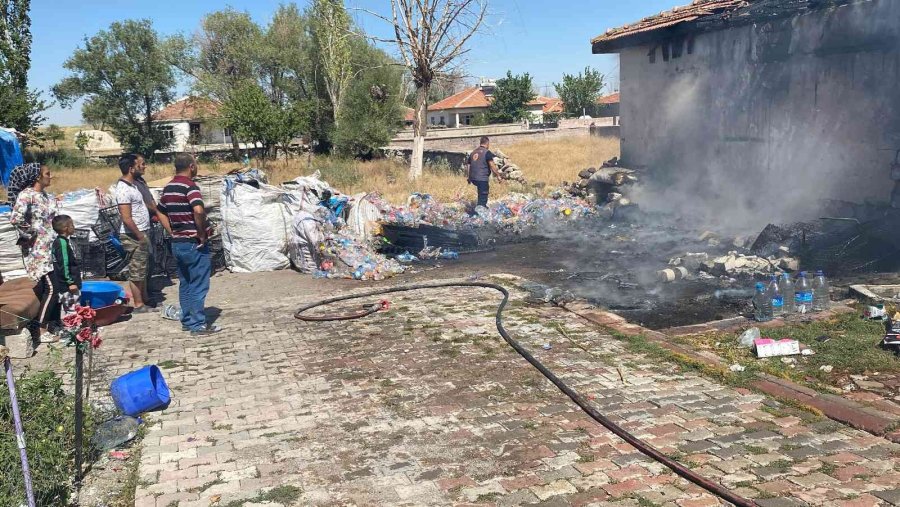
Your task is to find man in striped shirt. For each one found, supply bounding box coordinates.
[158,154,221,335]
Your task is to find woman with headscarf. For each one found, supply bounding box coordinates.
[9,163,59,342]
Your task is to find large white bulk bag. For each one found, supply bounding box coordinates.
[289,211,323,273]
[220,182,291,273]
[59,190,100,240]
[0,212,27,280]
[347,193,383,243]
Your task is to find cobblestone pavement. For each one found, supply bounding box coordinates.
[89,273,900,507]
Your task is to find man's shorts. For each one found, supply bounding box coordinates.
[121,233,150,282]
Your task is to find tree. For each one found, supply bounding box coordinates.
[0,0,48,141]
[74,131,90,154]
[487,71,536,124]
[554,67,605,117]
[221,81,309,158]
[52,20,178,157]
[332,43,404,158]
[364,0,486,179]
[45,124,64,147]
[310,0,353,132]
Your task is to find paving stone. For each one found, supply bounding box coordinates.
[873,489,900,506]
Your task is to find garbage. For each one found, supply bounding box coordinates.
[92,416,141,451]
[754,338,801,358]
[794,272,814,314]
[752,282,774,322]
[865,305,886,320]
[657,267,688,283]
[110,365,171,416]
[521,281,576,306]
[729,364,746,372]
[819,365,834,373]
[542,343,552,351]
[815,335,831,343]
[160,304,181,321]
[738,327,761,348]
[396,252,417,263]
[811,270,829,312]
[801,348,815,356]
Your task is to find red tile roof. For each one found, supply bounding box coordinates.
[428,86,558,112]
[597,92,620,105]
[428,86,491,111]
[591,0,748,51]
[542,98,564,114]
[402,107,416,122]
[152,97,220,122]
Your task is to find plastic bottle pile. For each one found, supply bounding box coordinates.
[312,210,407,281]
[373,191,596,233]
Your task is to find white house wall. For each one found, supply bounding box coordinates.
[618,0,900,231]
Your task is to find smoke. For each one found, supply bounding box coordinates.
[618,4,900,236]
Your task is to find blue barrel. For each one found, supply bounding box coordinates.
[81,281,127,308]
[110,365,171,416]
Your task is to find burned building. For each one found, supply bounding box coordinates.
[592,0,900,229]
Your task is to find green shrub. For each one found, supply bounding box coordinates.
[25,148,90,169]
[0,369,92,506]
[312,158,362,190]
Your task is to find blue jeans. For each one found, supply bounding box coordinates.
[171,242,211,331]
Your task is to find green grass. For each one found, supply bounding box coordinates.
[222,485,303,507]
[673,312,897,392]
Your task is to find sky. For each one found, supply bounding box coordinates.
[30,0,683,126]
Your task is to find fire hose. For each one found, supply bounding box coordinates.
[294,281,756,507]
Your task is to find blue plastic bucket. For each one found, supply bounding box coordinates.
[0,205,11,214]
[110,365,171,416]
[80,281,126,308]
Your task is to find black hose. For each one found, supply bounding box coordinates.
[294,281,756,507]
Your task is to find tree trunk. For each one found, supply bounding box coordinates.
[409,83,430,180]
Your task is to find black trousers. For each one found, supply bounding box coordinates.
[34,273,60,328]
[471,180,489,208]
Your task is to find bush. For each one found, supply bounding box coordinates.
[25,148,91,169]
[0,369,92,506]
[312,157,363,190]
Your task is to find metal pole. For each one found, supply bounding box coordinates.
[74,347,84,489]
[4,356,37,507]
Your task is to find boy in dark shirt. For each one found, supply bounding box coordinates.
[50,215,82,311]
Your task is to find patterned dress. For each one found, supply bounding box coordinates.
[9,188,58,280]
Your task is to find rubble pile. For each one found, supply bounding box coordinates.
[491,150,527,185]
[563,157,637,212]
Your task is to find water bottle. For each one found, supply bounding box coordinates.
[439,250,459,260]
[779,272,796,314]
[794,271,813,314]
[768,275,784,317]
[752,282,773,322]
[812,270,829,312]
[242,153,251,167]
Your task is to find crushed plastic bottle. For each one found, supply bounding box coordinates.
[752,282,773,322]
[396,252,417,263]
[812,270,829,312]
[439,250,459,260]
[160,304,181,321]
[92,416,142,451]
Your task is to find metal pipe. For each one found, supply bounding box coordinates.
[4,356,36,507]
[294,282,756,507]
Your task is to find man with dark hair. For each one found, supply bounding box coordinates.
[115,154,170,311]
[466,136,503,209]
[158,154,220,335]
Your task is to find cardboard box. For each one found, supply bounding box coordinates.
[754,338,800,358]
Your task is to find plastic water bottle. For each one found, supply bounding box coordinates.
[752,282,773,322]
[768,275,784,317]
[779,272,796,314]
[794,271,814,314]
[242,153,251,167]
[812,270,829,312]
[439,250,459,260]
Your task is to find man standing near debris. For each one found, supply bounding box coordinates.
[116,154,170,311]
[467,136,503,209]
[158,154,220,335]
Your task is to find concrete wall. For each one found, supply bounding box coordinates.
[381,148,470,174]
[387,125,592,152]
[393,123,526,141]
[619,0,900,228]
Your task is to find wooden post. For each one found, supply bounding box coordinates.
[74,347,84,489]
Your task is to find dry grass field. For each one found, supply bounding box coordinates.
[5,135,619,205]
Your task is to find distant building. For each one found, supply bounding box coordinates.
[427,79,561,127]
[591,0,900,206]
[596,92,620,120]
[151,97,232,153]
[401,107,416,128]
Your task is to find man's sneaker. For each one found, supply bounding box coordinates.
[190,324,222,336]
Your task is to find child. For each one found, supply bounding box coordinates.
[50,215,82,316]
